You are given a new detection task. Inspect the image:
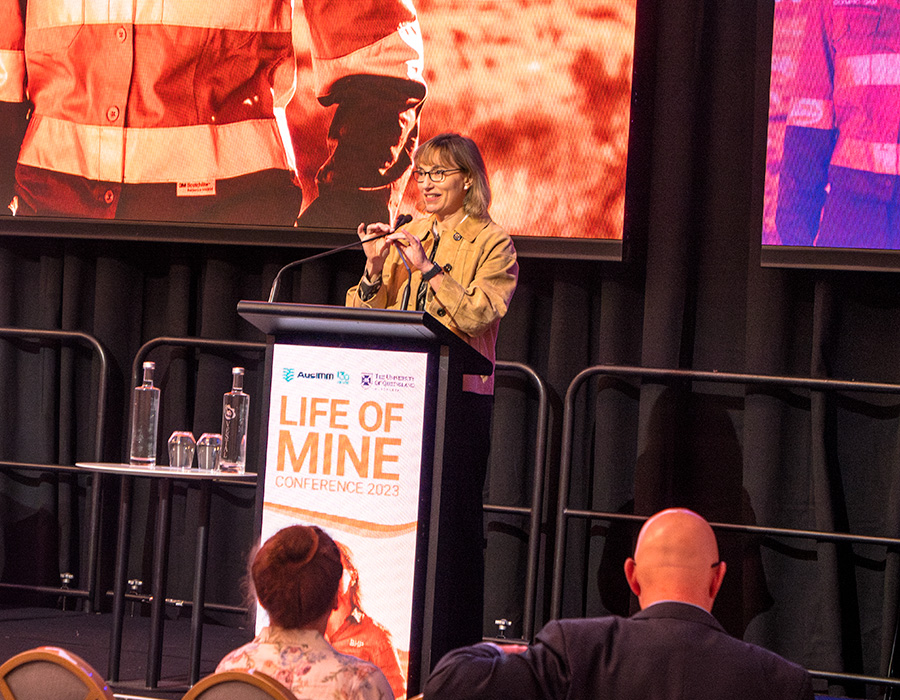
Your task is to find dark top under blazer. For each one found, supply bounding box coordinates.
[424,601,815,700]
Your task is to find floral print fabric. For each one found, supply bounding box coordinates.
[217,626,394,700]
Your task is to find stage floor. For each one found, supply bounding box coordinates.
[0,606,253,699]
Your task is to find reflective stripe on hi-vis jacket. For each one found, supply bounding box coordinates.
[839,53,900,88]
[4,0,426,185]
[19,116,293,183]
[786,98,835,131]
[0,0,25,102]
[0,49,25,102]
[24,0,291,31]
[832,138,900,176]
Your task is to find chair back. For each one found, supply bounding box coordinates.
[182,670,298,700]
[0,646,114,700]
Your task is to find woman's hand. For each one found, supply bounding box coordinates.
[387,227,430,273]
[358,222,393,279]
[388,227,444,292]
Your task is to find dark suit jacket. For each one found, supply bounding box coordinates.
[424,602,814,700]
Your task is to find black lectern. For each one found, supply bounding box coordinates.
[237,301,491,696]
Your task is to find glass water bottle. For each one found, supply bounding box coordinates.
[129,361,160,466]
[220,367,249,472]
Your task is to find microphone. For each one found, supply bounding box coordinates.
[267,214,413,303]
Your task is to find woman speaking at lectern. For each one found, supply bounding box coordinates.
[347,132,518,658]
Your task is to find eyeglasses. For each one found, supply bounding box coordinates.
[412,168,462,183]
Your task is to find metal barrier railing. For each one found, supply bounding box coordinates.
[550,364,900,694]
[484,360,549,642]
[131,337,267,390]
[0,327,109,611]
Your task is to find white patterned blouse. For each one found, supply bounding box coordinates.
[217,626,394,700]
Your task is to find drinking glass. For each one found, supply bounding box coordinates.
[167,431,196,469]
[197,433,223,470]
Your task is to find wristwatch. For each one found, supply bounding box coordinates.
[421,262,442,281]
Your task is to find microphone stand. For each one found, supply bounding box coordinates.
[398,246,414,311]
[267,214,413,303]
[399,226,439,311]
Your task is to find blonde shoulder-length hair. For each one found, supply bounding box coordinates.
[414,132,492,220]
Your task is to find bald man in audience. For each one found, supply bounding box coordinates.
[424,508,814,700]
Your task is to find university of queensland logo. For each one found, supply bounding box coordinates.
[359,371,416,391]
[283,368,296,382]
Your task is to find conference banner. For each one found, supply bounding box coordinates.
[257,342,430,697]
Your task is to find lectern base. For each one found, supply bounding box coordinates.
[429,391,493,665]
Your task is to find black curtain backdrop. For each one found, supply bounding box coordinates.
[1,0,899,697]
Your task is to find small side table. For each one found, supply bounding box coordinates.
[75,462,256,688]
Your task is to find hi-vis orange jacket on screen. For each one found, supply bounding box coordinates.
[0,0,426,222]
[776,0,900,248]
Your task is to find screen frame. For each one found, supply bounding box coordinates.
[0,0,655,262]
[755,0,900,272]
[0,214,627,259]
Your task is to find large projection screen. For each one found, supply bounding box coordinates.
[0,0,637,258]
[760,0,900,270]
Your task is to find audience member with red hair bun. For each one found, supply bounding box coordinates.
[217,525,394,699]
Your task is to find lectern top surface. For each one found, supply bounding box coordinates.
[238,302,438,338]
[236,301,493,376]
